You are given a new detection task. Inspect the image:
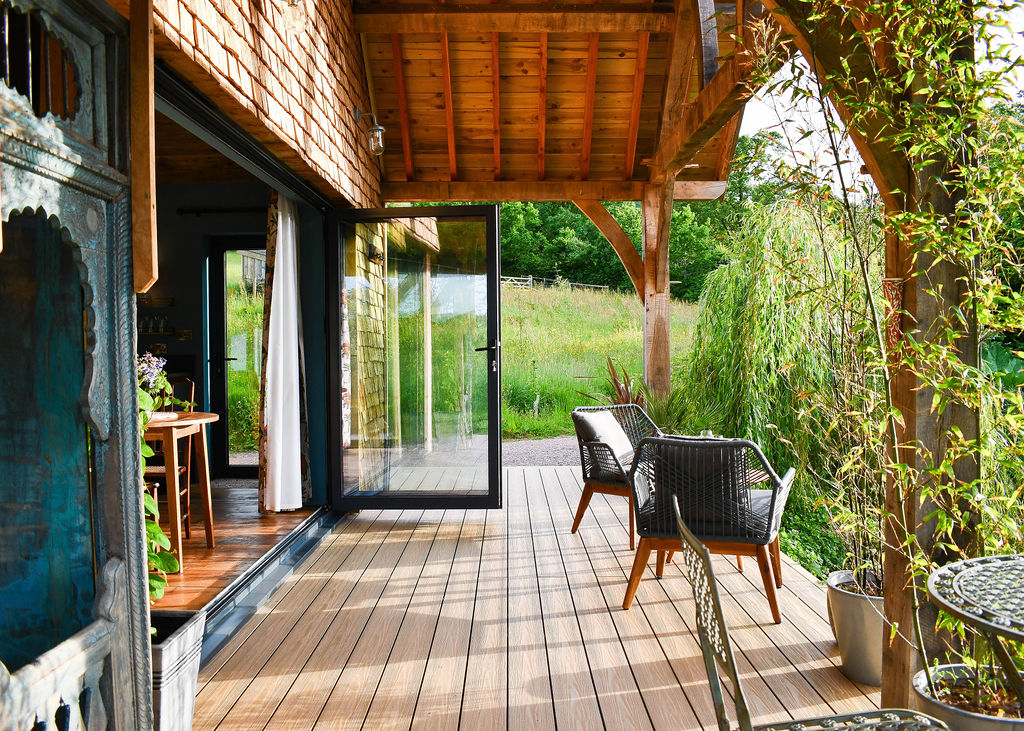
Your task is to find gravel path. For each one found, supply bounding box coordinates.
[502,436,579,467]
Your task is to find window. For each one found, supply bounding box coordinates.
[1,0,78,120]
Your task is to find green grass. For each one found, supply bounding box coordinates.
[501,285,698,439]
[224,251,263,453]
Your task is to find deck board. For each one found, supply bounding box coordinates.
[196,467,880,730]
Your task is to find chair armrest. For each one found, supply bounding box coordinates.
[769,467,796,538]
[579,440,628,481]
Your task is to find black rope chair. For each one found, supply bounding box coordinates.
[571,404,661,549]
[672,497,947,731]
[622,435,794,623]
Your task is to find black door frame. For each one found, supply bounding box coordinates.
[208,235,266,479]
[327,205,502,510]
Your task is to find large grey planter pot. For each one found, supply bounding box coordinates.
[152,609,206,731]
[913,664,1024,731]
[826,570,883,686]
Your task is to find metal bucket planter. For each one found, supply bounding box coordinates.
[913,664,1024,731]
[826,570,883,686]
[152,609,206,731]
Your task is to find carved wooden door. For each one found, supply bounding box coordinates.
[0,0,152,727]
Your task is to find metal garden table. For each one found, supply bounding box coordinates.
[927,554,1024,699]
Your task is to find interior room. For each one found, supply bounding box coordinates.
[144,111,329,615]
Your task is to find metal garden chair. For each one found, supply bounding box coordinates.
[671,497,948,731]
[622,435,793,623]
[571,404,661,549]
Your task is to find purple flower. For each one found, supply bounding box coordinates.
[137,352,167,391]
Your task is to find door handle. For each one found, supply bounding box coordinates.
[475,341,500,371]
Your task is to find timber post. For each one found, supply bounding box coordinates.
[642,182,673,395]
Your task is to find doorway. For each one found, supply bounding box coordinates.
[329,206,502,509]
[209,237,266,477]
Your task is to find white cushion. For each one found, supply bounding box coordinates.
[573,409,634,466]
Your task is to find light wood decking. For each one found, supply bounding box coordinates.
[194,466,878,730]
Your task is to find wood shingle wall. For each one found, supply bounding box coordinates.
[112,0,383,206]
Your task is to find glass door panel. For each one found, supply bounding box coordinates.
[210,239,265,477]
[330,207,500,509]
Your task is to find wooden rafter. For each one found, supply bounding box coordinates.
[353,4,677,34]
[651,0,697,161]
[491,30,501,179]
[383,179,726,202]
[695,0,719,86]
[624,25,650,180]
[574,200,645,297]
[580,31,599,179]
[391,34,415,180]
[130,0,157,292]
[440,31,457,180]
[648,55,753,180]
[537,31,547,179]
[715,111,743,180]
[760,0,908,209]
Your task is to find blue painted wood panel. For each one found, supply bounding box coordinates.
[0,211,96,671]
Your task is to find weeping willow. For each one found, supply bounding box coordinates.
[679,200,888,585]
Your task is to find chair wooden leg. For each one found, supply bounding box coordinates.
[623,538,652,609]
[756,544,781,624]
[571,484,595,535]
[181,477,191,539]
[628,496,635,551]
[656,550,666,577]
[770,536,782,587]
[665,551,674,564]
[736,556,743,571]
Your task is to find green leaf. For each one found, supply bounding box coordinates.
[148,573,167,600]
[150,550,179,573]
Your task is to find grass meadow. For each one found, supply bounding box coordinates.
[501,284,698,439]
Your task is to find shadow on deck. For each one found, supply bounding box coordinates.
[193,466,877,730]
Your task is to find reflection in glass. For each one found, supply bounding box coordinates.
[342,217,489,496]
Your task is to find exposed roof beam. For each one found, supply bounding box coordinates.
[696,0,720,86]
[574,200,645,297]
[715,110,742,179]
[580,33,599,179]
[491,31,501,179]
[439,31,457,180]
[648,55,753,180]
[382,179,726,202]
[353,4,677,34]
[391,34,415,180]
[537,33,547,179]
[651,0,697,159]
[623,29,650,179]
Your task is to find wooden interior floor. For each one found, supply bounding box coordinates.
[153,480,316,611]
[194,466,879,730]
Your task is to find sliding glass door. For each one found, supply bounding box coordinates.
[328,206,501,509]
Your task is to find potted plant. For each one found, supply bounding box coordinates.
[138,353,205,731]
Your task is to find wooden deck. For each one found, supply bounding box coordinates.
[194,466,879,730]
[153,480,316,611]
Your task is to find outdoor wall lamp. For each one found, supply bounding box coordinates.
[354,107,386,156]
[367,243,385,264]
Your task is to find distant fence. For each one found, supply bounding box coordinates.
[500,275,609,293]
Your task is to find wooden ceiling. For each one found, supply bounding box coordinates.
[355,0,751,202]
[155,112,260,185]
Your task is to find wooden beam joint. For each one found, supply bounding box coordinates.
[574,200,644,298]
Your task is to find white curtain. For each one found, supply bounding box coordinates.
[263,195,303,511]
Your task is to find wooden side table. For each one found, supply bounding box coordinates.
[143,411,220,573]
